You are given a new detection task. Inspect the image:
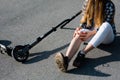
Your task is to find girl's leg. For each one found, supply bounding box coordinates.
[83,22,115,53]
[65,34,82,60]
[73,22,115,67]
[55,33,82,72]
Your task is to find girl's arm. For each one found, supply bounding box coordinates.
[104,1,115,23]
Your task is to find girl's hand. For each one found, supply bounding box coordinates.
[80,30,96,41]
[79,31,88,41]
[73,27,81,37]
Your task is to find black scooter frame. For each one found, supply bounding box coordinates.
[12,10,82,62]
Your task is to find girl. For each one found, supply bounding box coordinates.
[55,0,116,72]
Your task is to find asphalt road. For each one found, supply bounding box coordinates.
[0,0,120,80]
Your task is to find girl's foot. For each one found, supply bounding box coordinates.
[73,51,85,68]
[55,52,68,72]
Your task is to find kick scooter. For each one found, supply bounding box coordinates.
[12,10,82,62]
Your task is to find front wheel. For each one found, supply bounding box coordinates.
[12,45,29,63]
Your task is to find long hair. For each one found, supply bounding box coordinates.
[80,0,106,28]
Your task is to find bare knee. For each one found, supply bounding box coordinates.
[73,34,82,42]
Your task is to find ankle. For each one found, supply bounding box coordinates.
[79,50,86,55]
[64,56,70,63]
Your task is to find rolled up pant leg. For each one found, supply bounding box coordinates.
[88,22,115,48]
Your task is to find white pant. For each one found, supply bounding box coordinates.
[81,22,115,47]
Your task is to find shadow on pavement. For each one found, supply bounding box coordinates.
[68,35,120,77]
[24,43,70,64]
[0,40,12,46]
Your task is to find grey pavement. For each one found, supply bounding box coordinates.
[0,0,120,80]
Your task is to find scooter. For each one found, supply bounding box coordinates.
[12,10,82,63]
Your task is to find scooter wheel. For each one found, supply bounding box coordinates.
[12,45,29,63]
